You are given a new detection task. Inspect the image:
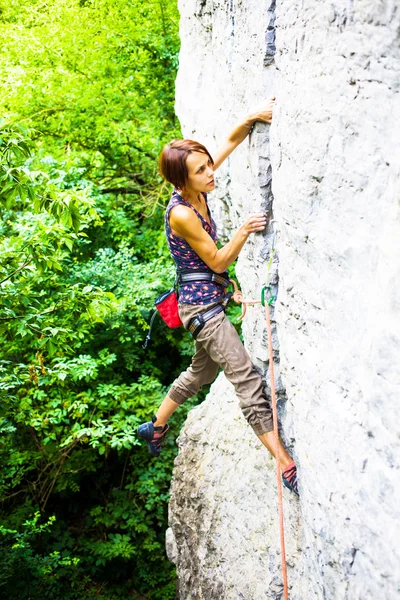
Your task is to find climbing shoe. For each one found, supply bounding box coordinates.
[137,415,170,457]
[282,461,299,497]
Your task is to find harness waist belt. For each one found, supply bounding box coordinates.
[188,303,225,339]
[177,270,230,288]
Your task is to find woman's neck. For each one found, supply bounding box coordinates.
[178,189,203,206]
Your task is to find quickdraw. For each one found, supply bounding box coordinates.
[229,280,275,320]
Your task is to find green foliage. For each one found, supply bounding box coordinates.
[0,513,81,599]
[0,122,34,207]
[0,123,117,358]
[0,0,180,193]
[0,1,187,599]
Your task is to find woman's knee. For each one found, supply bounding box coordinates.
[169,375,202,404]
[201,363,219,385]
[169,362,219,403]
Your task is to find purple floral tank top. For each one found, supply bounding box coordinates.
[165,190,226,305]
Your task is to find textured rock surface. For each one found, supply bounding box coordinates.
[168,376,302,600]
[168,1,400,598]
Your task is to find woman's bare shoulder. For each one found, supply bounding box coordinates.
[169,203,196,224]
[169,204,203,237]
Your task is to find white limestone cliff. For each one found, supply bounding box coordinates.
[167,1,400,598]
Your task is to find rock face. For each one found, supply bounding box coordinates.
[167,1,400,598]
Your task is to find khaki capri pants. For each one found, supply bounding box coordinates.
[168,302,273,436]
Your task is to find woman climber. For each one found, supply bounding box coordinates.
[137,97,298,496]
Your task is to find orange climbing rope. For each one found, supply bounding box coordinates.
[231,220,289,599]
[264,293,289,600]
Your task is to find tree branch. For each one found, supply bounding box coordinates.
[100,187,140,195]
[0,258,33,285]
[0,304,64,322]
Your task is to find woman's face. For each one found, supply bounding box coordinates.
[183,151,215,194]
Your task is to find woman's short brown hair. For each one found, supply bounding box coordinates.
[159,139,214,190]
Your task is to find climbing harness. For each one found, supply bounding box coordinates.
[184,270,232,338]
[142,269,232,348]
[231,220,289,600]
[187,303,225,338]
[177,270,230,288]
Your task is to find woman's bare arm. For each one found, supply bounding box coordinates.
[170,205,267,274]
[212,97,276,171]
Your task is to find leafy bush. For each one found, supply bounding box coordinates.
[0,1,187,598]
[0,513,81,599]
